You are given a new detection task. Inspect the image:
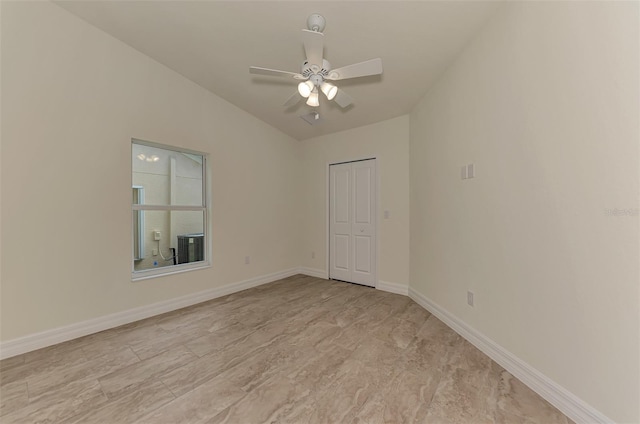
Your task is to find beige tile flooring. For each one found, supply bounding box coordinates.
[0,275,572,423]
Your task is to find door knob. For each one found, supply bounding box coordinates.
[360,228,364,232]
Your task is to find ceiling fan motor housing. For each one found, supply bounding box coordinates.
[301,59,331,79]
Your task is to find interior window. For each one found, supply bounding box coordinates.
[131,140,209,279]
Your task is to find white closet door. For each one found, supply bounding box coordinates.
[329,163,352,282]
[329,159,376,287]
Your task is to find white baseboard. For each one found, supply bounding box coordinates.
[408,288,613,424]
[298,267,328,279]
[0,268,299,360]
[298,269,410,299]
[377,280,409,296]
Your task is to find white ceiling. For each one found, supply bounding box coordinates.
[54,1,503,141]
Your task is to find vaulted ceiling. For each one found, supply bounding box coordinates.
[55,1,503,141]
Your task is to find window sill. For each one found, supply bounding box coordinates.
[131,261,211,282]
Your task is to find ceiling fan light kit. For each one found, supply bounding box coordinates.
[320,82,337,100]
[298,80,314,97]
[249,14,383,110]
[306,90,320,107]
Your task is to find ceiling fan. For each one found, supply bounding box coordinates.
[249,14,383,109]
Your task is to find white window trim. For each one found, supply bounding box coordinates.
[132,186,145,261]
[131,139,210,281]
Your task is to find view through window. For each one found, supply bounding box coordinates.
[132,140,208,278]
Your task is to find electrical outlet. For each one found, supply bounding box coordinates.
[311,251,315,259]
[152,249,158,256]
[467,163,475,178]
[245,256,250,265]
[467,291,474,307]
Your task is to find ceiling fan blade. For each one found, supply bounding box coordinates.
[283,91,301,107]
[326,58,383,81]
[250,66,305,80]
[302,29,324,68]
[333,89,353,108]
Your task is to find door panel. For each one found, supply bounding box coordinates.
[354,235,371,272]
[334,169,350,223]
[351,160,376,285]
[334,234,350,271]
[354,167,372,224]
[329,159,376,287]
[330,163,352,282]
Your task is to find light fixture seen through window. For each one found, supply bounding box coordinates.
[136,154,160,162]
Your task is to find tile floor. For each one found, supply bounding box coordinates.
[0,275,572,423]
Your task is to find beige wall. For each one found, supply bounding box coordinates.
[1,1,301,341]
[409,2,639,422]
[299,116,410,288]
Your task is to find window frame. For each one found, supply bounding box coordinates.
[132,186,145,261]
[131,139,210,281]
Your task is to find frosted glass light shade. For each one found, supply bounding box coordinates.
[306,90,319,107]
[320,82,337,100]
[298,81,314,98]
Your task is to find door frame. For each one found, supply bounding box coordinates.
[326,157,379,288]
